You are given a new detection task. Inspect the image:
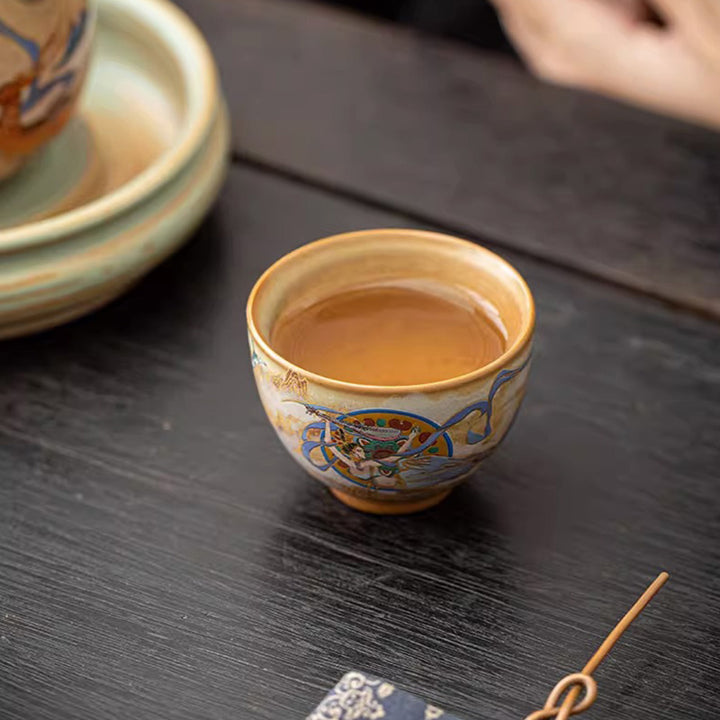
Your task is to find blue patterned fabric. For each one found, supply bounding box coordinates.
[307,671,462,720]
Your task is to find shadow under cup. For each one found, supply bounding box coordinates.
[247,229,535,514]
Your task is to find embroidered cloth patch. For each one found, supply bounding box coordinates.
[307,671,461,720]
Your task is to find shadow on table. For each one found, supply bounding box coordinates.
[271,471,513,585]
[259,472,521,719]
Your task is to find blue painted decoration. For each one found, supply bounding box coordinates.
[295,359,529,490]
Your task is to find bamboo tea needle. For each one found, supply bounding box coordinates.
[527,571,669,720]
[558,571,668,719]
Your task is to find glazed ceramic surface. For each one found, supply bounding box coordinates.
[0,0,227,337]
[0,0,94,180]
[0,0,218,241]
[0,103,228,338]
[247,229,535,514]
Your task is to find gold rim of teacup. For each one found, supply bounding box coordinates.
[0,0,218,251]
[246,229,536,395]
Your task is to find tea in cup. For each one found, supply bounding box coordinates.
[247,229,535,514]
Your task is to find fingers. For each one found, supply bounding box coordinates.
[650,0,720,67]
[490,0,643,88]
[649,0,687,24]
[490,0,720,130]
[498,8,576,85]
[490,0,576,85]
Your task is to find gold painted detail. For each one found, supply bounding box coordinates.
[272,369,308,398]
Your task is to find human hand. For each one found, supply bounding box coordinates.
[652,0,720,69]
[489,0,720,130]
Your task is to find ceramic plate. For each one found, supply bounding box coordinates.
[0,0,228,337]
[0,0,218,246]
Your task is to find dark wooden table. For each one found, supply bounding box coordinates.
[2,1,720,719]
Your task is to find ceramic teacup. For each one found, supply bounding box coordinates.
[0,0,94,181]
[246,229,535,514]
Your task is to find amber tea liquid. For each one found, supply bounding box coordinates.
[270,284,506,385]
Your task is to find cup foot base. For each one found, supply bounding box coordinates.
[330,488,452,514]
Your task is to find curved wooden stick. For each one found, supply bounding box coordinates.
[525,674,597,720]
[525,572,669,720]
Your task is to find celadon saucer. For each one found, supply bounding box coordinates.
[0,0,229,338]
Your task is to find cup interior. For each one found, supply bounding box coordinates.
[248,229,534,389]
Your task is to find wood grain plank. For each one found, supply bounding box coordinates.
[0,165,719,719]
[175,0,720,317]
